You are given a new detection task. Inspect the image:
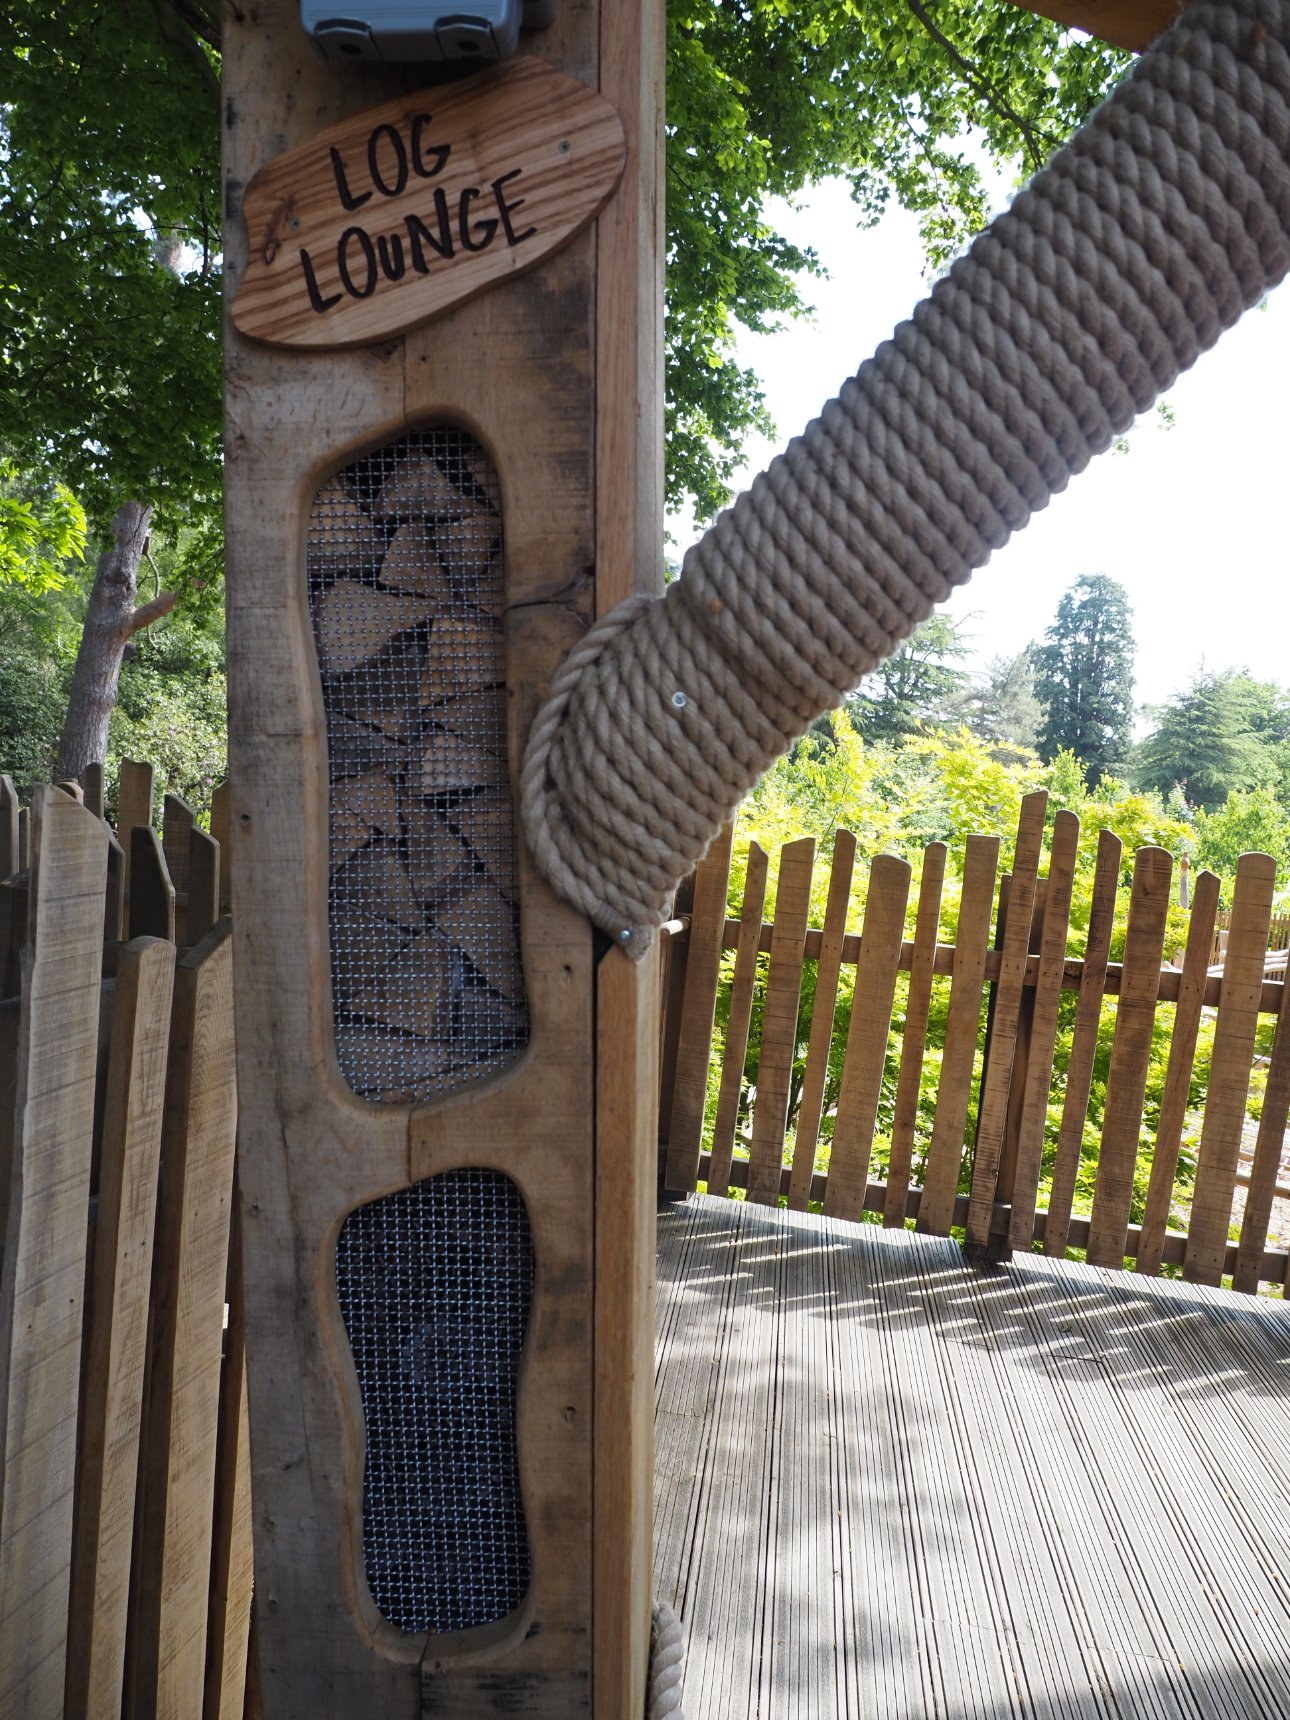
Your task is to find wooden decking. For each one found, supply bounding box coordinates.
[654,1196,1290,1720]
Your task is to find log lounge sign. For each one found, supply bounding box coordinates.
[232,57,625,349]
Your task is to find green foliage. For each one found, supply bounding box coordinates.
[665,1,1126,516]
[1193,787,1290,893]
[0,465,87,594]
[1032,574,1136,784]
[1,4,222,532]
[1134,669,1290,814]
[846,615,969,743]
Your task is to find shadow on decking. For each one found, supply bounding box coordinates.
[654,1195,1290,1720]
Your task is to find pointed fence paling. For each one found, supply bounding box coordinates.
[659,793,1290,1296]
[0,765,251,1720]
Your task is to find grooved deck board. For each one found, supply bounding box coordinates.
[655,1196,1290,1720]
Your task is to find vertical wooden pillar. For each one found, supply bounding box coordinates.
[223,3,662,1715]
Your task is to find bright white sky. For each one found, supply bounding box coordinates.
[668,177,1290,719]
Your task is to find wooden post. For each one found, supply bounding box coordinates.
[224,5,662,1715]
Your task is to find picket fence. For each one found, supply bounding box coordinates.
[0,763,251,1720]
[659,790,1290,1294]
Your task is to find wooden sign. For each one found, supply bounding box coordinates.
[231,56,625,349]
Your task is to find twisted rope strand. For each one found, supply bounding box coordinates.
[521,0,1290,958]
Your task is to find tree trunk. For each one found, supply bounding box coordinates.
[55,500,176,780]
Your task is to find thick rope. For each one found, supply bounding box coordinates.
[521,0,1290,958]
[646,1603,686,1719]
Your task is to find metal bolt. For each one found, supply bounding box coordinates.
[671,690,687,709]
[558,140,571,154]
[618,928,632,944]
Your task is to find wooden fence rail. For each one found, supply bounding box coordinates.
[659,791,1290,1295]
[0,766,251,1720]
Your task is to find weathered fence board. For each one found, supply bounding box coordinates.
[918,834,1000,1235]
[884,842,945,1227]
[663,823,734,1194]
[67,938,176,1720]
[660,800,1290,1296]
[1085,846,1172,1268]
[824,854,910,1223]
[0,791,107,1720]
[130,921,238,1720]
[1006,811,1079,1253]
[1136,867,1220,1276]
[788,831,856,1211]
[1185,852,1276,1286]
[747,837,815,1205]
[709,843,767,1199]
[965,790,1047,1254]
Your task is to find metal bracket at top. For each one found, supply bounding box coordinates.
[302,0,555,64]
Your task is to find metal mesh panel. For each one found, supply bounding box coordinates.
[307,428,528,1103]
[336,1169,534,1634]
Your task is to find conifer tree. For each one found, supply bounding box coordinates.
[1032,574,1135,785]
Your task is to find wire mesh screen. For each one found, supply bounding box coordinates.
[307,427,528,1103]
[336,1169,535,1633]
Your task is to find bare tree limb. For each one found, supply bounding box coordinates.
[126,591,179,637]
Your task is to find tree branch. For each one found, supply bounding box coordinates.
[903,0,1056,172]
[124,591,178,638]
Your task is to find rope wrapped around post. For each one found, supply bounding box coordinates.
[522,0,1290,958]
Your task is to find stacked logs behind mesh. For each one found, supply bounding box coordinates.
[307,432,528,1104]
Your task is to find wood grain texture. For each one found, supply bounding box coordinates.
[1006,815,1079,1251]
[788,831,856,1212]
[663,822,733,1194]
[746,838,815,1206]
[708,843,768,1199]
[1014,0,1180,51]
[1136,869,1220,1276]
[0,790,108,1720]
[1233,974,1290,1293]
[233,59,626,351]
[66,938,176,1720]
[918,835,1000,1235]
[1045,828,1121,1258]
[964,791,1047,1254]
[593,948,658,1720]
[162,796,195,945]
[203,1192,255,1720]
[0,775,18,878]
[117,760,155,898]
[130,922,238,1720]
[824,854,911,1223]
[1184,853,1276,1286]
[129,827,176,943]
[225,0,660,1709]
[1086,847,1172,1268]
[884,842,945,1226]
[185,829,221,949]
[82,761,105,822]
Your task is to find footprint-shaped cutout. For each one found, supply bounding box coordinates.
[307,427,528,1103]
[335,1168,535,1633]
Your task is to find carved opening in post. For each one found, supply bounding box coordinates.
[307,427,528,1102]
[336,1168,535,1633]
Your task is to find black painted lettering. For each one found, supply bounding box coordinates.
[377,232,407,282]
[405,192,454,271]
[300,248,342,314]
[458,186,497,253]
[337,226,378,299]
[367,123,409,199]
[329,145,372,213]
[491,169,536,247]
[411,114,451,179]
